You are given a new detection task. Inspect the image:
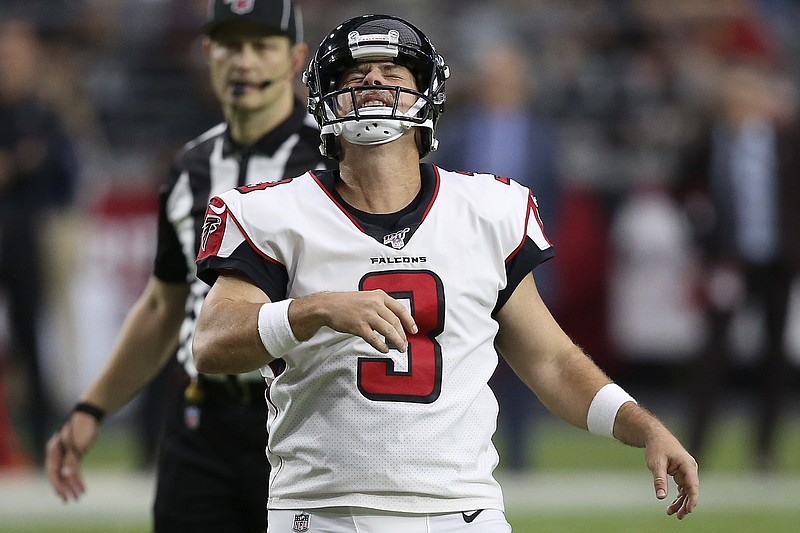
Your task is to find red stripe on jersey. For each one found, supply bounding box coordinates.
[310,171,366,233]
[225,208,285,266]
[419,166,441,222]
[309,169,441,236]
[505,192,551,264]
[198,196,284,267]
[196,196,228,262]
[528,192,552,246]
[237,177,294,193]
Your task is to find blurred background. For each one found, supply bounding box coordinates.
[1,0,799,530]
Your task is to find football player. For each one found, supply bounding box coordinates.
[193,14,699,533]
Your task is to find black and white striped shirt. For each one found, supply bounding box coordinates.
[154,101,327,379]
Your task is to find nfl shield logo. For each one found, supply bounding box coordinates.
[224,0,255,15]
[292,512,310,532]
[183,405,200,430]
[383,227,410,249]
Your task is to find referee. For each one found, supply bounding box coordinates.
[45,1,327,532]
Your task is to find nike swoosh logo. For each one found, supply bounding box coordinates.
[462,510,484,523]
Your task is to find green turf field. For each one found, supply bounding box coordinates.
[7,509,800,533]
[3,411,798,533]
[507,509,800,533]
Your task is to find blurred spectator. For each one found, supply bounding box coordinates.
[0,372,26,466]
[608,179,704,364]
[0,18,78,466]
[673,56,800,470]
[549,183,614,372]
[435,41,561,471]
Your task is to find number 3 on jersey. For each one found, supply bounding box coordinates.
[358,270,444,403]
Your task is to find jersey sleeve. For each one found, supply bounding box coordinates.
[496,188,555,312]
[153,165,191,283]
[195,194,288,301]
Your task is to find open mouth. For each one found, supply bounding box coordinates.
[356,91,394,109]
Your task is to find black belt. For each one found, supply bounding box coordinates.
[185,375,266,406]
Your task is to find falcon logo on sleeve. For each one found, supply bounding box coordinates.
[197,197,228,261]
[201,215,222,251]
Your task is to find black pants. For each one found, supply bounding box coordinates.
[687,260,794,464]
[153,377,269,533]
[0,218,50,464]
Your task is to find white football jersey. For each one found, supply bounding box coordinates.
[196,164,553,513]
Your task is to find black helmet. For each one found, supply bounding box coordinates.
[303,14,449,160]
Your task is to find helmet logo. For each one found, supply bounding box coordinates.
[224,0,255,15]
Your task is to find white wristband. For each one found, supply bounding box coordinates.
[587,383,637,438]
[257,299,300,358]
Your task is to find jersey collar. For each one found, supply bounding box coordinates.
[311,163,440,250]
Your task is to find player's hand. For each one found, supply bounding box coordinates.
[291,290,418,353]
[45,412,100,502]
[644,428,699,519]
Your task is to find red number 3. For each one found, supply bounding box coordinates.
[358,270,444,403]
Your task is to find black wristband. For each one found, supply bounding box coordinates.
[72,402,106,423]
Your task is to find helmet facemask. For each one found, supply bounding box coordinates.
[319,84,435,147]
[304,16,449,160]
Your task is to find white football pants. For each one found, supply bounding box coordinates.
[268,507,512,533]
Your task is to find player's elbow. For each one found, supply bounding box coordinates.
[192,294,267,374]
[192,321,265,374]
[192,326,226,374]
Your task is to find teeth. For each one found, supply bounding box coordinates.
[363,101,386,107]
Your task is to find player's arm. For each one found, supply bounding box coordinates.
[192,272,273,374]
[494,273,698,519]
[46,276,189,502]
[193,272,417,374]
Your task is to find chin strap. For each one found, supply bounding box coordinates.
[323,93,432,144]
